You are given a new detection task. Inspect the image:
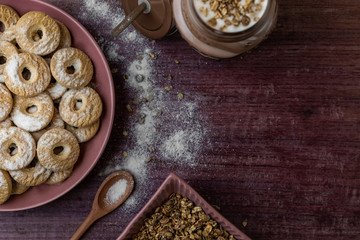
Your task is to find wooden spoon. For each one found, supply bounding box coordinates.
[70,170,134,240]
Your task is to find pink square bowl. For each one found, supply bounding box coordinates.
[117,173,251,240]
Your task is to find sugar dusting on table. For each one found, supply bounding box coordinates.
[80,0,145,62]
[80,0,209,215]
[105,179,128,205]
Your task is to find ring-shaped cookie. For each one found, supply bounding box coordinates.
[56,21,71,50]
[0,83,13,121]
[46,77,67,100]
[46,167,73,185]
[11,92,54,132]
[37,128,80,172]
[9,158,51,186]
[0,5,19,42]
[32,108,64,141]
[51,48,93,89]
[4,52,51,97]
[15,11,60,56]
[66,119,100,143]
[44,57,67,100]
[0,117,12,128]
[59,87,102,127]
[0,41,18,80]
[0,169,12,204]
[0,127,36,171]
[11,179,29,195]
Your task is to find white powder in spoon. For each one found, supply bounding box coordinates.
[105,179,128,205]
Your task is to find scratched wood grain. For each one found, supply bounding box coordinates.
[0,0,359,239]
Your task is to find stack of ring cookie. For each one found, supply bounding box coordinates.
[0,5,103,205]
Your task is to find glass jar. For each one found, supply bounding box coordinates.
[172,0,278,58]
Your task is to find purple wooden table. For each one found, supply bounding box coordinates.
[1,0,360,239]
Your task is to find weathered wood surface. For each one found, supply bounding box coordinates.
[0,0,360,239]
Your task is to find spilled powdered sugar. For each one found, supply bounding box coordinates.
[80,0,209,214]
[82,0,124,29]
[99,51,208,214]
[80,0,145,63]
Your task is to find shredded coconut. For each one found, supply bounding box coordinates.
[105,179,128,205]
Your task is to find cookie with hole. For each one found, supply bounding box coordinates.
[55,20,71,51]
[0,5,19,42]
[65,119,100,143]
[0,82,12,122]
[59,87,102,127]
[0,117,13,128]
[37,128,80,172]
[50,47,93,89]
[0,126,36,171]
[10,178,29,195]
[9,157,51,187]
[4,52,51,97]
[15,11,60,56]
[11,92,54,132]
[31,108,64,141]
[45,166,73,185]
[0,40,18,83]
[0,169,12,204]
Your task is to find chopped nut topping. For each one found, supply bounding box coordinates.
[126,104,133,113]
[147,94,154,101]
[133,98,139,105]
[178,93,184,100]
[242,219,248,227]
[149,53,157,59]
[148,146,155,153]
[196,0,265,31]
[164,86,173,92]
[241,15,250,26]
[208,18,217,27]
[122,131,128,136]
[132,193,236,240]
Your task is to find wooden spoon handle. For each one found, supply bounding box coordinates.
[112,2,147,36]
[70,210,100,240]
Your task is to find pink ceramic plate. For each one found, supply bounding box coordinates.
[0,0,115,211]
[118,173,251,240]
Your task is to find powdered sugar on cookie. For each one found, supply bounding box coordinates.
[11,93,54,132]
[0,127,35,170]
